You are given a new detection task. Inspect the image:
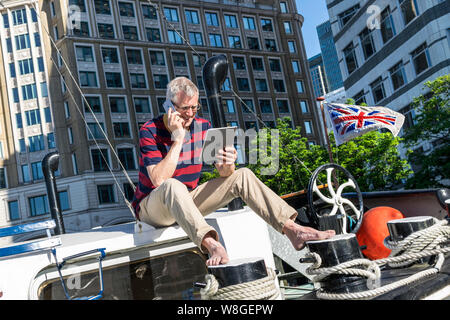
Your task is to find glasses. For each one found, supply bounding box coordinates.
[172,101,201,112]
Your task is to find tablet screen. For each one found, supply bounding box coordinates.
[201,126,238,164]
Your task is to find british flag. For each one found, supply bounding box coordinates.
[324,103,405,146]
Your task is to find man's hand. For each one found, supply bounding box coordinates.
[215,146,238,177]
[167,108,185,143]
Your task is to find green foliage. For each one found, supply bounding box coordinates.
[402,75,450,188]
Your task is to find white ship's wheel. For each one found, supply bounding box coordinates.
[307,164,364,234]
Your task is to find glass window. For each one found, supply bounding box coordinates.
[154,74,169,89]
[205,12,219,26]
[228,35,241,49]
[87,122,105,139]
[168,30,183,44]
[380,7,396,43]
[22,164,31,182]
[164,7,179,22]
[304,121,313,134]
[9,63,16,78]
[389,61,407,91]
[102,47,119,63]
[300,101,309,113]
[34,33,41,47]
[399,0,419,25]
[15,34,30,50]
[359,27,375,60]
[265,39,277,52]
[343,42,358,74]
[16,113,23,128]
[48,132,56,148]
[280,2,288,13]
[73,21,90,37]
[123,25,139,40]
[80,71,98,87]
[247,37,259,50]
[95,0,111,15]
[11,8,27,26]
[97,184,115,204]
[269,59,281,72]
[189,32,203,46]
[98,23,115,39]
[91,148,109,171]
[0,168,5,188]
[13,88,20,103]
[59,191,70,211]
[28,134,45,152]
[243,17,256,30]
[277,100,289,113]
[8,201,20,220]
[30,8,38,22]
[134,97,150,113]
[126,49,143,65]
[296,80,304,93]
[224,99,235,113]
[119,2,135,17]
[370,77,386,104]
[149,50,166,66]
[209,34,223,47]
[109,97,127,113]
[37,57,45,72]
[69,0,86,12]
[292,60,300,73]
[242,99,254,113]
[232,56,246,70]
[288,41,296,53]
[29,195,49,216]
[251,57,264,71]
[84,96,102,113]
[76,45,94,62]
[273,79,285,93]
[113,122,131,138]
[184,9,200,24]
[19,138,26,152]
[259,99,272,113]
[353,90,367,105]
[237,78,250,91]
[172,52,187,67]
[44,107,51,122]
[105,72,123,88]
[261,18,273,32]
[193,54,206,68]
[411,43,431,75]
[224,14,238,28]
[221,78,231,91]
[3,13,9,28]
[255,79,268,92]
[22,84,38,100]
[130,73,147,89]
[18,58,34,75]
[142,4,157,19]
[118,148,135,170]
[31,161,43,180]
[146,28,161,42]
[338,4,360,28]
[283,21,292,34]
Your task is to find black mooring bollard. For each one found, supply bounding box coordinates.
[305,234,367,294]
[387,216,435,242]
[206,258,268,288]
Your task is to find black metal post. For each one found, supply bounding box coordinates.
[42,152,65,235]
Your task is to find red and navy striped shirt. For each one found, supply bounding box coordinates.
[132,115,211,218]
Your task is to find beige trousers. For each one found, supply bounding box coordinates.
[139,168,298,252]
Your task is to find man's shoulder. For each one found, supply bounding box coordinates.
[141,115,165,131]
[193,116,211,128]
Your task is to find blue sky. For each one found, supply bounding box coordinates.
[295,0,331,59]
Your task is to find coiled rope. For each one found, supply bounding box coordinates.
[200,268,280,300]
[305,218,450,300]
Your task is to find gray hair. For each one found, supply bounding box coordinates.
[166,77,199,104]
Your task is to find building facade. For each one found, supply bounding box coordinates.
[316,20,344,92]
[308,53,329,97]
[326,0,449,150]
[0,0,323,241]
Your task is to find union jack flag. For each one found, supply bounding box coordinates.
[324,103,405,146]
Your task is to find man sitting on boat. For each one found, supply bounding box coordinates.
[132,77,335,266]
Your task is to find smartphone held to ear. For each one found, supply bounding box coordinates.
[163,100,176,113]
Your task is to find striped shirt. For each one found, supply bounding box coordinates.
[132,115,211,218]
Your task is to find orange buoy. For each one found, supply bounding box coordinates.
[356,206,404,260]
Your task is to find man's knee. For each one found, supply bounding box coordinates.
[235,167,256,179]
[160,178,188,193]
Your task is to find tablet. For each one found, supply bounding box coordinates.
[201,126,238,164]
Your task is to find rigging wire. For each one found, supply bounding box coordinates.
[30,1,137,220]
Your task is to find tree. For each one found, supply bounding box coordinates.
[402,75,450,188]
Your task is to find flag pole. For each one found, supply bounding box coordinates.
[317,97,334,164]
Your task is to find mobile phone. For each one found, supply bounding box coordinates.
[163,99,176,113]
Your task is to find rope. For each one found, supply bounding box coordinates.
[200,268,280,300]
[305,219,450,300]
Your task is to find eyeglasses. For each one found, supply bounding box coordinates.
[172,101,201,112]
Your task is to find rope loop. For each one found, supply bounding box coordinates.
[200,268,280,300]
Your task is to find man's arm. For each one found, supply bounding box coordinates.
[214,146,238,177]
[147,108,186,187]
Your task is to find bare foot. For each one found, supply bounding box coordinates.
[283,219,335,250]
[202,236,229,266]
